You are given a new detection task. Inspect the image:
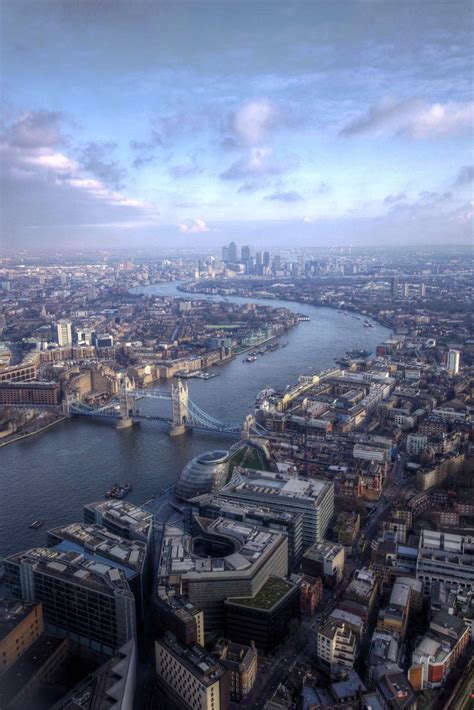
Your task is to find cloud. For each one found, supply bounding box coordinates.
[341,98,474,139]
[1,109,152,246]
[169,154,203,179]
[220,147,298,180]
[264,190,304,202]
[178,217,209,233]
[454,164,474,187]
[80,141,125,189]
[5,110,66,149]
[384,192,406,204]
[230,98,279,146]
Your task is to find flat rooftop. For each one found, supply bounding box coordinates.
[223,467,331,503]
[158,632,226,684]
[226,576,295,611]
[7,547,133,597]
[48,523,146,574]
[85,500,153,534]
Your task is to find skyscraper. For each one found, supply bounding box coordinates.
[447,349,460,375]
[241,245,251,264]
[228,241,238,263]
[56,320,72,346]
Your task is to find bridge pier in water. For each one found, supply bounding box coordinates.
[169,379,188,436]
[116,377,134,430]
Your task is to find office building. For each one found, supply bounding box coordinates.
[155,594,204,646]
[212,638,257,702]
[377,578,422,641]
[188,493,304,570]
[219,468,334,549]
[228,241,237,264]
[158,516,288,630]
[416,530,474,594]
[176,450,232,501]
[447,348,460,375]
[46,522,148,622]
[241,245,251,266]
[0,599,44,676]
[301,541,345,586]
[83,500,153,569]
[155,632,230,710]
[56,320,72,346]
[225,577,300,654]
[4,547,136,655]
[408,611,471,690]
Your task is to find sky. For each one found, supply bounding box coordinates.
[1,0,473,250]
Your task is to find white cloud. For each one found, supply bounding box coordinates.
[178,217,209,233]
[341,98,474,139]
[232,99,279,145]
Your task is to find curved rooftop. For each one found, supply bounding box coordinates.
[175,450,231,501]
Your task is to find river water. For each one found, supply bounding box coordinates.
[0,282,390,558]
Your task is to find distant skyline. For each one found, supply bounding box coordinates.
[1,0,473,249]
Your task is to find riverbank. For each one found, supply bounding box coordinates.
[0,416,67,448]
[176,281,394,331]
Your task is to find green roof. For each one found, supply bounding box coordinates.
[227,577,294,610]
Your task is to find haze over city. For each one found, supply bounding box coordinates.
[1,0,473,250]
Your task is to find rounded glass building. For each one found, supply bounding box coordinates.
[175,450,231,501]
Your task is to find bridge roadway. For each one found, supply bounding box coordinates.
[67,382,244,437]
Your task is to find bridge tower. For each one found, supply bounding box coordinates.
[170,379,188,436]
[241,413,255,439]
[116,375,134,429]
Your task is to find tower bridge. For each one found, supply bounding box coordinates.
[66,378,264,439]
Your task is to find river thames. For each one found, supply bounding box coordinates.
[0,283,390,558]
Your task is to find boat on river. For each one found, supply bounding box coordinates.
[106,482,132,499]
[29,520,44,529]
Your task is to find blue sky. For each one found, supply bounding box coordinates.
[1,0,473,249]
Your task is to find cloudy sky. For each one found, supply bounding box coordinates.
[1,0,473,250]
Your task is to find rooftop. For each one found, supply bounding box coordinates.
[6,547,133,598]
[157,632,226,684]
[226,576,295,610]
[85,500,153,534]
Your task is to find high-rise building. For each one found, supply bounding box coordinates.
[447,349,460,375]
[4,547,136,655]
[228,241,238,264]
[390,277,399,298]
[56,320,72,346]
[155,632,230,710]
[222,245,230,263]
[241,245,251,264]
[255,251,262,266]
[262,251,270,267]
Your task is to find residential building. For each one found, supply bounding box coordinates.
[316,621,357,671]
[56,319,72,346]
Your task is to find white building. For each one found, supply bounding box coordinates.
[317,621,357,670]
[447,349,460,375]
[417,530,474,594]
[56,319,72,346]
